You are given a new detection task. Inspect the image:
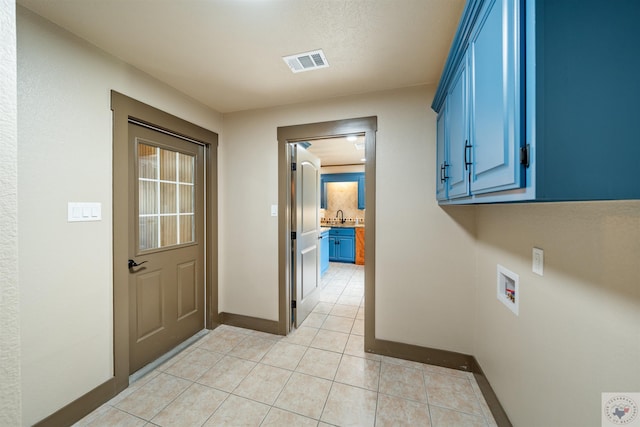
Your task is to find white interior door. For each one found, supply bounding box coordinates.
[292,144,321,328]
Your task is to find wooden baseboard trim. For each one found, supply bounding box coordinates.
[470,357,513,427]
[369,338,511,426]
[33,378,116,427]
[369,338,474,371]
[219,312,281,335]
[32,328,509,426]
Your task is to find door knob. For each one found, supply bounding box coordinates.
[128,259,148,269]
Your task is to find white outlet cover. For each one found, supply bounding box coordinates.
[532,247,544,276]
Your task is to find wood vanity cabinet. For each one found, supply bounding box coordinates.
[432,0,640,204]
[355,228,365,266]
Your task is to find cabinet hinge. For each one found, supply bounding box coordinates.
[520,144,530,168]
[291,300,296,309]
[291,162,297,171]
[291,231,296,240]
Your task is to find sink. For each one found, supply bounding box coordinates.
[321,223,364,228]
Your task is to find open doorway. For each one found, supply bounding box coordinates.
[276,117,377,354]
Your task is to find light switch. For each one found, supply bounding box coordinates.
[68,202,102,222]
[532,247,544,276]
[271,204,278,217]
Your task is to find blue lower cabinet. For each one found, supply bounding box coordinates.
[328,228,355,263]
[320,230,330,276]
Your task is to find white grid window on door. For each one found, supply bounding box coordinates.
[138,143,195,251]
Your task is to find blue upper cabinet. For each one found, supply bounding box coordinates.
[321,173,365,209]
[436,108,447,201]
[468,0,523,195]
[436,55,469,200]
[432,0,640,203]
[357,175,365,209]
[446,55,470,199]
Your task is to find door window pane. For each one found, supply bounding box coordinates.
[160,182,177,214]
[139,181,157,215]
[160,216,178,246]
[180,214,194,244]
[138,142,196,250]
[160,149,176,181]
[179,184,194,213]
[139,216,158,251]
[138,144,158,179]
[179,152,194,183]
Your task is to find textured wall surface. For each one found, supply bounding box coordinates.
[17,8,222,425]
[0,0,21,424]
[474,201,640,426]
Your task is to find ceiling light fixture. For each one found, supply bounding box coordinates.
[347,135,358,142]
[283,49,329,73]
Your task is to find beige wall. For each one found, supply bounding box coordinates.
[473,201,640,426]
[16,6,636,427]
[0,0,21,424]
[221,86,477,353]
[17,8,222,425]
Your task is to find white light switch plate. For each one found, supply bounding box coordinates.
[68,202,101,222]
[532,247,544,276]
[270,204,278,217]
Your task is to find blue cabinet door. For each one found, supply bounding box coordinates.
[436,108,447,201]
[328,228,355,263]
[357,175,365,209]
[320,231,329,276]
[469,0,523,194]
[328,236,337,260]
[446,56,470,199]
[336,236,355,263]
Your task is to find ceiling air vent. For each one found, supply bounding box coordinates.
[283,49,329,73]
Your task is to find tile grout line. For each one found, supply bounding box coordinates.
[84,264,472,427]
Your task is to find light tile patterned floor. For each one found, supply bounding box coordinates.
[76,263,497,427]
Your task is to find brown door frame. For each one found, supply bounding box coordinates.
[111,91,218,393]
[277,117,377,352]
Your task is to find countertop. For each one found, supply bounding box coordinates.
[320,223,365,229]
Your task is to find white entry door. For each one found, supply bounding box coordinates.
[292,144,321,327]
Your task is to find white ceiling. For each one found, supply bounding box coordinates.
[17,0,465,114]
[306,135,366,167]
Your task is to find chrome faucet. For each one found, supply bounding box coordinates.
[336,209,345,224]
